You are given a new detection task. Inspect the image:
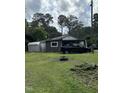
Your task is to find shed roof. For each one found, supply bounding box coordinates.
[28,41,40,46]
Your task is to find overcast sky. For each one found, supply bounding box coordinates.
[25,0,98,32]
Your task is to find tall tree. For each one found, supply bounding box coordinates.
[69,21,84,39]
[32,26,48,41]
[66,15,78,34]
[58,15,67,35]
[25,18,48,51]
[45,13,54,26]
[46,26,61,38]
[65,15,84,39]
[32,13,53,28]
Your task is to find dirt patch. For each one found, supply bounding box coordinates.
[48,57,81,63]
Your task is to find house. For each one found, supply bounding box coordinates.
[28,35,87,52]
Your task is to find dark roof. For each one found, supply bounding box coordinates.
[46,35,78,41]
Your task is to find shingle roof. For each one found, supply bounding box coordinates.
[47,35,78,41]
[28,35,79,45]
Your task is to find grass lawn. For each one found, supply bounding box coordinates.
[25,52,98,93]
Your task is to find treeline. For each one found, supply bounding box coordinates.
[25,13,98,50]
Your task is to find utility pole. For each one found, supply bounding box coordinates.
[90,0,93,29]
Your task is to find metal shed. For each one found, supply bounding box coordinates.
[28,42,41,52]
[28,41,46,52]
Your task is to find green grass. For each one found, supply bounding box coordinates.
[25,52,98,93]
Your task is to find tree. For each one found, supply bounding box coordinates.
[32,27,48,41]
[25,18,48,51]
[58,15,67,35]
[46,26,61,38]
[45,13,54,26]
[25,19,28,31]
[65,15,84,39]
[25,19,32,51]
[31,13,55,39]
[32,13,53,28]
[66,15,78,33]
[69,21,84,39]
[25,24,47,41]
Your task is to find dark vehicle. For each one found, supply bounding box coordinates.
[61,46,91,54]
[60,40,91,54]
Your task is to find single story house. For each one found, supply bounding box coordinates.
[28,35,87,52]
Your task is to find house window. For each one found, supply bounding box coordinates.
[51,42,58,47]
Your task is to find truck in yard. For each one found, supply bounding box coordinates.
[60,40,91,54]
[61,46,91,54]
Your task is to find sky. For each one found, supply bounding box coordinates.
[25,0,98,32]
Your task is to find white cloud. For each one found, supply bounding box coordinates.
[26,0,98,32]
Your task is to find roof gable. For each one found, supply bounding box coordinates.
[48,35,78,41]
[62,36,77,40]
